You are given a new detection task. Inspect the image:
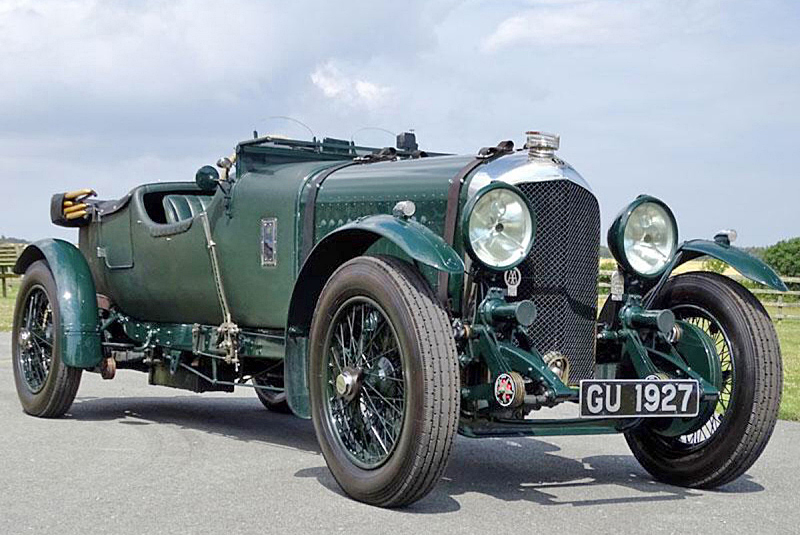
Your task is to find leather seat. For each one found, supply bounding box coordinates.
[162,195,212,223]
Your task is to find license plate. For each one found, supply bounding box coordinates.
[579,379,700,418]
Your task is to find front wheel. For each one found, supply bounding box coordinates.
[12,261,82,418]
[626,272,782,488]
[309,256,459,507]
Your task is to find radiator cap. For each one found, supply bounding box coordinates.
[525,131,560,157]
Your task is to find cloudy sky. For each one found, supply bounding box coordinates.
[1,0,798,245]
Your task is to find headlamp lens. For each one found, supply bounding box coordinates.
[467,187,534,269]
[622,202,676,275]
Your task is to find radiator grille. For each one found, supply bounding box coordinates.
[512,180,600,382]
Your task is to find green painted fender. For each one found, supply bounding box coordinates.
[14,239,102,368]
[289,213,463,332]
[284,214,464,418]
[338,214,464,274]
[674,239,788,292]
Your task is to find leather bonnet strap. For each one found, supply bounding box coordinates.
[437,140,514,308]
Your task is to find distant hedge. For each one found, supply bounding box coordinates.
[764,237,800,278]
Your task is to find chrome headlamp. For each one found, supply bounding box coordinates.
[462,182,536,270]
[608,195,678,278]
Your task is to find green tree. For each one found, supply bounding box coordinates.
[763,237,800,277]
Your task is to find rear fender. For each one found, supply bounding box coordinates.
[284,214,464,418]
[14,239,102,368]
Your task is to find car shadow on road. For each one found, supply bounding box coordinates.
[69,394,322,455]
[68,394,765,514]
[436,438,764,510]
[296,435,764,514]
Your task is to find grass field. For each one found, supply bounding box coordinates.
[775,319,800,420]
[0,275,798,420]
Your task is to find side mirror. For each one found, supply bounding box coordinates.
[195,165,220,192]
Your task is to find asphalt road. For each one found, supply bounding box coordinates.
[1,332,798,535]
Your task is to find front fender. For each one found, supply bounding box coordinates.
[284,214,464,418]
[290,214,463,331]
[14,239,102,368]
[672,239,787,291]
[338,214,464,274]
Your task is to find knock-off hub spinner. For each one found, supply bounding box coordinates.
[335,368,361,402]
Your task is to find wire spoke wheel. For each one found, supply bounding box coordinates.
[310,256,458,506]
[671,304,734,448]
[17,286,54,393]
[625,272,782,489]
[324,297,406,469]
[12,260,82,418]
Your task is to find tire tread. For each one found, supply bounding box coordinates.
[374,256,459,506]
[310,255,459,507]
[626,272,782,488]
[12,260,82,419]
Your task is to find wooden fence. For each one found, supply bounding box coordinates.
[598,271,800,321]
[0,243,25,298]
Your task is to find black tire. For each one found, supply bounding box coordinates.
[253,380,292,414]
[309,256,459,507]
[626,272,782,488]
[12,261,82,418]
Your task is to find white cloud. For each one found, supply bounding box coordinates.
[0,0,288,110]
[0,0,797,245]
[481,0,724,52]
[0,0,430,112]
[310,61,392,110]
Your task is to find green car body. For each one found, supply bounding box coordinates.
[13,131,786,506]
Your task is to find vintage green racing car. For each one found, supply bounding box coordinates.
[11,130,786,506]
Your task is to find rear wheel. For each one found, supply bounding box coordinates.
[253,377,291,413]
[626,272,782,488]
[12,261,82,418]
[309,256,459,507]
